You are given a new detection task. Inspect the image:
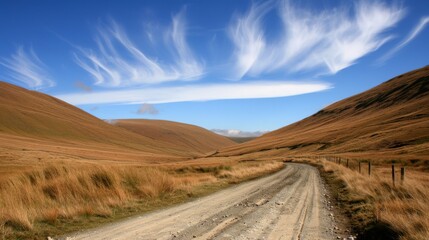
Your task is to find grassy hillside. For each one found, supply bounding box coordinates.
[0,82,235,178]
[218,66,429,162]
[114,119,236,155]
[0,82,181,154]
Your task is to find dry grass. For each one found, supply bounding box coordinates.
[0,165,176,232]
[318,159,429,240]
[217,161,284,182]
[0,160,283,239]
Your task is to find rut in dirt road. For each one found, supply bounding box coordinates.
[65,163,338,240]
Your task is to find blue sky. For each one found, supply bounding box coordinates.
[0,0,428,136]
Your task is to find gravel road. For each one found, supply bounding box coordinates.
[65,163,340,240]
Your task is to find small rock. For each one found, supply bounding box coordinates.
[47,237,54,240]
[193,235,196,238]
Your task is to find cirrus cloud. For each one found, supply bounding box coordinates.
[74,10,204,87]
[379,16,429,62]
[0,47,55,89]
[229,0,404,79]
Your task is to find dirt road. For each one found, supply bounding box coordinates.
[65,163,339,240]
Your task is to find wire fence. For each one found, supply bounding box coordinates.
[304,156,406,187]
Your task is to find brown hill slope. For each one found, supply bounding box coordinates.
[218,66,429,161]
[0,82,234,173]
[114,119,236,155]
[0,82,186,154]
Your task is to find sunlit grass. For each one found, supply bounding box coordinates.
[0,160,283,239]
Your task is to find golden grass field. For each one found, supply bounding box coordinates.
[0,156,284,239]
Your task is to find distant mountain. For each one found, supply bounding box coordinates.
[218,66,429,161]
[113,119,236,155]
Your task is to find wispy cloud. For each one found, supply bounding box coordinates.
[56,81,331,105]
[212,129,268,137]
[0,47,55,89]
[74,10,204,87]
[379,16,429,62]
[169,10,205,80]
[228,2,271,79]
[137,103,159,115]
[229,0,404,79]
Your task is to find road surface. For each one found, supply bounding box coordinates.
[65,163,338,240]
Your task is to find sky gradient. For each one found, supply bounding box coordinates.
[0,0,428,136]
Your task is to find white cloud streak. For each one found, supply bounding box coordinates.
[229,0,404,79]
[379,16,429,62]
[74,11,204,87]
[170,10,205,80]
[56,81,331,105]
[228,2,271,79]
[0,47,55,89]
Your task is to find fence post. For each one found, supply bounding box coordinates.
[346,159,349,168]
[368,161,371,176]
[401,167,405,183]
[392,162,395,187]
[359,161,361,173]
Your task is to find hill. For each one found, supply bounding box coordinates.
[113,119,236,155]
[0,82,233,176]
[0,82,190,154]
[217,66,429,161]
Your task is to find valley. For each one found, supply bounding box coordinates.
[0,66,428,240]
